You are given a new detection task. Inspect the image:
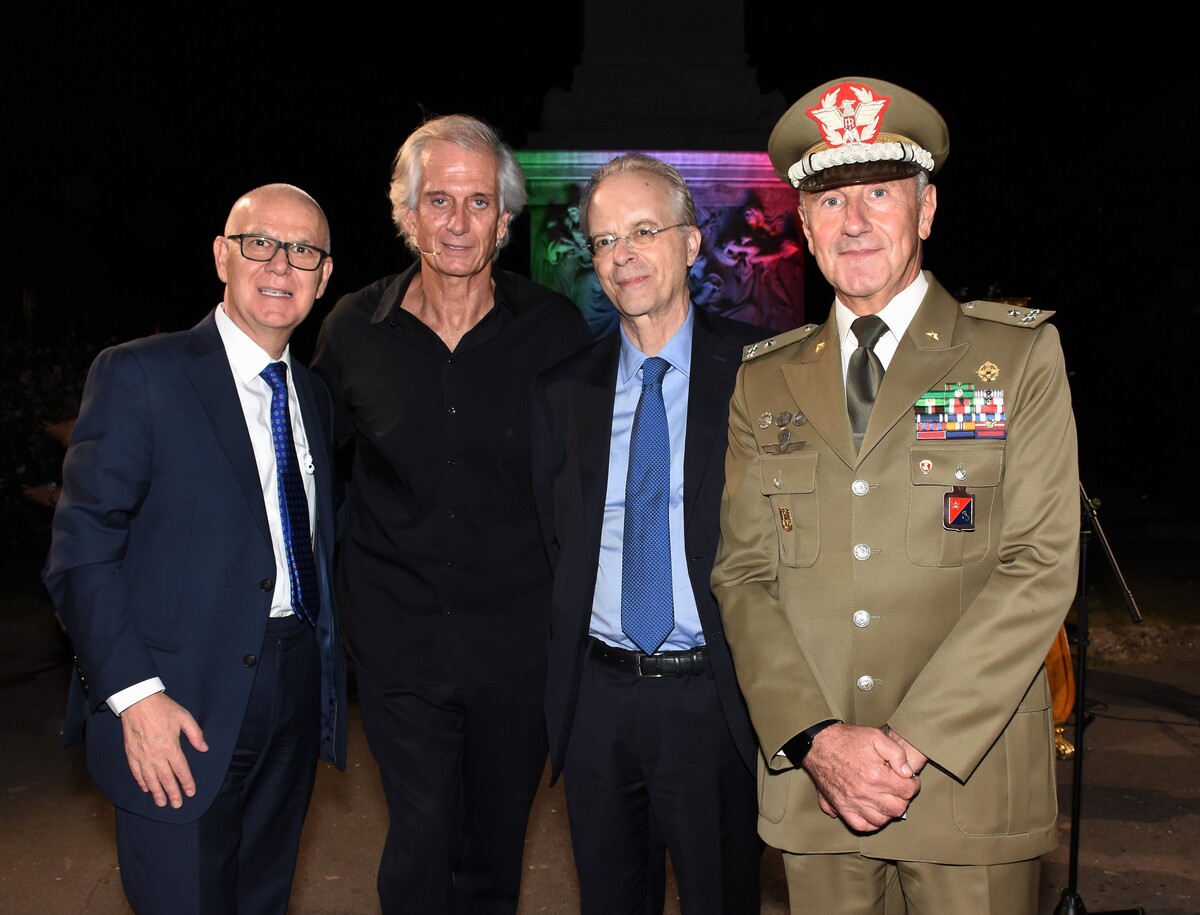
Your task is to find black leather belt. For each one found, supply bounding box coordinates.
[589,637,708,677]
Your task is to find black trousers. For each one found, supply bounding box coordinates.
[355,665,549,915]
[563,651,762,915]
[115,614,320,915]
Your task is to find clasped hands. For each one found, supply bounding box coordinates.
[802,722,928,833]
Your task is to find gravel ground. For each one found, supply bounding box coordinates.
[1087,618,1200,666]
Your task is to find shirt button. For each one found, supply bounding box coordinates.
[853,543,872,561]
[853,610,871,628]
[851,479,870,496]
[856,675,875,691]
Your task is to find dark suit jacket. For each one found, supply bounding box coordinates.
[46,310,347,823]
[531,306,765,783]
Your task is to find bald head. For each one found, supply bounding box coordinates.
[225,183,331,250]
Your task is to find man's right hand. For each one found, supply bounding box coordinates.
[802,723,920,832]
[120,692,208,809]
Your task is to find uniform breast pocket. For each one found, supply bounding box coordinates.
[907,444,1003,567]
[759,453,819,568]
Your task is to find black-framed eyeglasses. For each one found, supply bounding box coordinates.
[227,234,329,271]
[586,224,686,258]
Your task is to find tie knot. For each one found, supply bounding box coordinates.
[852,315,888,350]
[640,356,669,386]
[260,361,288,392]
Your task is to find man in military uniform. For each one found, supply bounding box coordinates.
[711,76,1080,914]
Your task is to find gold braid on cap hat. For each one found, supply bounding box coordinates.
[786,132,934,188]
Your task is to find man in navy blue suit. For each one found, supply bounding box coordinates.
[530,154,767,914]
[46,183,347,915]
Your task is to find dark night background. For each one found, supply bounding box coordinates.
[7,13,1197,604]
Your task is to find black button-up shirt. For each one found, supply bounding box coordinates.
[312,265,592,687]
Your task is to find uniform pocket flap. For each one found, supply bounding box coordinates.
[910,444,1004,487]
[759,452,819,495]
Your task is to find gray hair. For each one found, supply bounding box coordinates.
[388,114,527,256]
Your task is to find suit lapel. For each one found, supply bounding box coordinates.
[577,334,621,545]
[780,320,859,468]
[290,362,334,544]
[183,313,273,545]
[683,311,739,524]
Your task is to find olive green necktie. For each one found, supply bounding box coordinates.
[846,315,887,451]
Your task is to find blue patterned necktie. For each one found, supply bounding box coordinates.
[621,356,674,654]
[260,362,318,625]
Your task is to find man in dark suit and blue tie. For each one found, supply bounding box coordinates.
[530,153,767,914]
[45,183,347,915]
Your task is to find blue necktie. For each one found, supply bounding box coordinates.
[260,362,318,625]
[621,356,674,654]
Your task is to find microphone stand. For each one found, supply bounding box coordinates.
[1054,483,1143,915]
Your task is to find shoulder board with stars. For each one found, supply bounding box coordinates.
[742,323,820,362]
[959,300,1055,328]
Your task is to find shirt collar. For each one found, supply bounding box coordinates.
[618,305,694,386]
[215,304,291,385]
[370,263,522,325]
[834,270,928,350]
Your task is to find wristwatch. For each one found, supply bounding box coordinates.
[783,719,840,765]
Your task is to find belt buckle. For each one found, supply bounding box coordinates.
[635,653,665,677]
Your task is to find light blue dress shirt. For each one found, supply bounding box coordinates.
[591,307,704,652]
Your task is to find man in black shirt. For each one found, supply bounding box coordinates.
[311,114,592,914]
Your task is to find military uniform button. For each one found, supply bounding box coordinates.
[856,675,875,691]
[853,543,872,561]
[851,479,870,496]
[955,467,967,480]
[853,610,871,628]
